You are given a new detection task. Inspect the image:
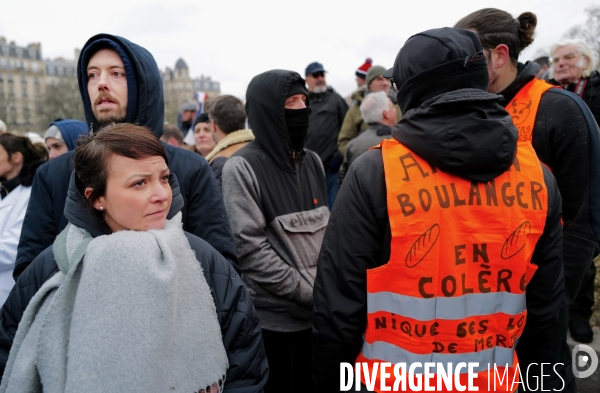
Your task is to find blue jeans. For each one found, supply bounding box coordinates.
[326,171,340,210]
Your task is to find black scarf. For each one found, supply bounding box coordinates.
[285,108,310,152]
[0,176,21,199]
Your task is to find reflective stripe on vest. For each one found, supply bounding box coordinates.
[356,139,548,392]
[505,78,555,142]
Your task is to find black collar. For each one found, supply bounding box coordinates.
[0,176,21,199]
[498,62,537,105]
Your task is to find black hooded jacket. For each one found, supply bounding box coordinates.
[13,34,237,280]
[0,174,268,391]
[502,62,600,302]
[306,86,348,171]
[221,70,328,333]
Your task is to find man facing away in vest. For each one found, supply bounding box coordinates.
[312,28,565,393]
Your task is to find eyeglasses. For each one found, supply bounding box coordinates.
[311,72,325,78]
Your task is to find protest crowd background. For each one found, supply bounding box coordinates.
[1,3,600,393]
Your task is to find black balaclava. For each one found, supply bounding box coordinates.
[284,80,310,152]
[193,112,210,129]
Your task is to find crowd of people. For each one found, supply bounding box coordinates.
[0,6,599,393]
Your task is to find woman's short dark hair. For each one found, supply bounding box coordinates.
[0,133,48,186]
[455,8,537,63]
[74,124,168,210]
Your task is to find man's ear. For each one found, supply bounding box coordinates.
[493,44,511,69]
[210,118,217,133]
[582,55,590,70]
[381,109,391,122]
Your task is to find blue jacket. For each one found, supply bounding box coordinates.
[0,174,267,391]
[13,34,237,280]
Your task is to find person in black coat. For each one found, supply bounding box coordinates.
[1,34,238,374]
[312,27,565,392]
[304,62,349,209]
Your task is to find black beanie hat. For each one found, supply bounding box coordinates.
[287,79,308,99]
[193,112,209,128]
[390,28,489,113]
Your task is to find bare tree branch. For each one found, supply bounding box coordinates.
[40,80,85,128]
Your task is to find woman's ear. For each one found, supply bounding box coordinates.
[85,187,104,211]
[9,151,23,166]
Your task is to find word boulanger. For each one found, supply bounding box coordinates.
[395,153,544,217]
[339,362,566,392]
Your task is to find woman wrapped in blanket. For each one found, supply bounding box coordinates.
[0,124,267,393]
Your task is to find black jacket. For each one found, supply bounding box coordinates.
[578,70,600,124]
[503,62,600,302]
[0,174,267,391]
[312,89,565,392]
[553,70,600,126]
[306,87,348,171]
[14,34,238,279]
[338,122,392,184]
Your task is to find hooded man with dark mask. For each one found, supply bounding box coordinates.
[312,28,564,392]
[222,69,328,392]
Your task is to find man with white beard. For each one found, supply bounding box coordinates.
[304,61,348,209]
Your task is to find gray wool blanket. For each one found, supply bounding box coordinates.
[0,213,228,393]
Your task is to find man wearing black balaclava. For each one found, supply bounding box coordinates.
[221,70,329,392]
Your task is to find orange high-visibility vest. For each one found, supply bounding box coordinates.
[505,78,555,142]
[355,139,548,392]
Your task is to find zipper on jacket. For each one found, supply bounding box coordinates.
[290,150,304,202]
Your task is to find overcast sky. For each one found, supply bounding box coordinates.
[1,0,596,99]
